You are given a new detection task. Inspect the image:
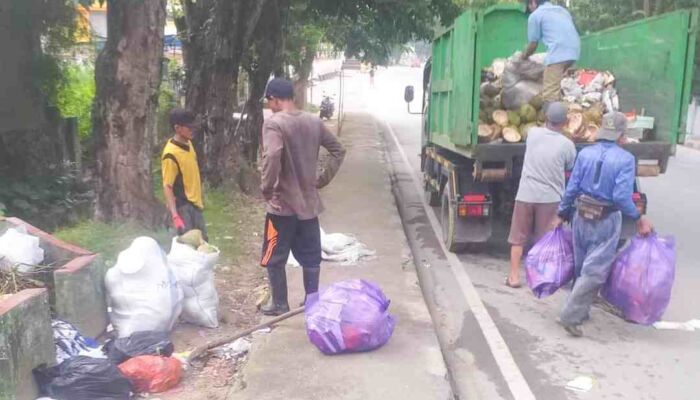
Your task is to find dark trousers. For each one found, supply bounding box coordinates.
[260,214,321,269]
[177,202,208,241]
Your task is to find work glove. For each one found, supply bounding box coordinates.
[172,214,186,235]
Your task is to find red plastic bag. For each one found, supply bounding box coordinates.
[117,355,182,393]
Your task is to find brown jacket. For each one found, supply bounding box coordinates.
[260,111,346,220]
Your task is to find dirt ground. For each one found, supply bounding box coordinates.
[146,194,266,400]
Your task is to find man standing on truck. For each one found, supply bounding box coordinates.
[554,112,653,337]
[259,78,346,316]
[506,102,576,288]
[162,108,207,240]
[522,0,580,105]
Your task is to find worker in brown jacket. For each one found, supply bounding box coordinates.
[259,78,347,316]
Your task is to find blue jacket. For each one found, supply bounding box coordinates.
[558,141,640,220]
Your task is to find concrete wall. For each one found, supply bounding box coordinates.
[0,289,55,400]
[0,217,108,337]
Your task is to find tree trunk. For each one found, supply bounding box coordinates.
[293,43,316,110]
[178,0,268,187]
[92,0,167,227]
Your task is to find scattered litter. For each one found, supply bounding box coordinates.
[253,327,272,335]
[118,355,183,394]
[52,319,104,364]
[0,225,44,273]
[168,237,220,328]
[305,279,396,355]
[103,331,174,364]
[566,376,595,393]
[223,236,234,240]
[105,237,183,337]
[213,337,252,360]
[33,356,132,400]
[653,319,700,332]
[287,228,375,267]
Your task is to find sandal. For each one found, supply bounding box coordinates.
[504,277,522,289]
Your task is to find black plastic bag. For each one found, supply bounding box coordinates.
[103,331,174,364]
[33,356,132,400]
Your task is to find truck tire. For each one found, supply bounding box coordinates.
[440,184,464,253]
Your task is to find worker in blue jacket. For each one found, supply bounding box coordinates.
[554,112,653,337]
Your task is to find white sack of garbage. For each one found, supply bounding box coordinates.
[105,237,183,338]
[167,237,220,328]
[287,228,375,267]
[0,225,44,272]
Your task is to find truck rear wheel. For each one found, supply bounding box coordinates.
[440,184,464,253]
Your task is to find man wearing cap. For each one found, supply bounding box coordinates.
[161,108,207,239]
[259,78,346,316]
[522,0,580,104]
[555,112,653,337]
[507,102,576,288]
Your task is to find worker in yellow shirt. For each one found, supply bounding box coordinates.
[161,108,207,240]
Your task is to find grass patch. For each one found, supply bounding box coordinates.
[53,187,264,267]
[54,220,171,267]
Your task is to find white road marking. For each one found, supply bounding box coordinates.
[383,121,537,400]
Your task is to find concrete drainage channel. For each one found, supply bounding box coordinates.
[0,217,108,399]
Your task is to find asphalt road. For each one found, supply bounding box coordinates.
[334,64,700,400]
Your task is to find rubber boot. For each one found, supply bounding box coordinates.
[299,267,320,307]
[261,266,290,316]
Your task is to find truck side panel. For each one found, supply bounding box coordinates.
[579,9,699,146]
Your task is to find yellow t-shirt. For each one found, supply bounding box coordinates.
[161,139,204,209]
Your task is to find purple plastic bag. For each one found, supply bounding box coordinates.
[525,227,574,299]
[602,234,676,325]
[304,279,396,355]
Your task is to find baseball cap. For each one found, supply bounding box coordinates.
[169,108,196,129]
[545,102,568,125]
[263,78,294,100]
[597,112,627,141]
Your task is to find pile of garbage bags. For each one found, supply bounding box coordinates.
[36,324,182,399]
[105,231,221,337]
[32,231,225,398]
[305,279,396,355]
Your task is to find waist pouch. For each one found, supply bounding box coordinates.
[576,195,615,221]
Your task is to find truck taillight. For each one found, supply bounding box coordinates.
[633,192,647,215]
[459,194,491,218]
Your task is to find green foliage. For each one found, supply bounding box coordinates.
[303,0,461,65]
[56,64,96,140]
[0,167,93,231]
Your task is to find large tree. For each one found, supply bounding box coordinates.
[177,0,287,187]
[92,0,167,226]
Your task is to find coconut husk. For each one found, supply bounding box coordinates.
[493,110,509,127]
[566,112,584,138]
[529,95,544,111]
[478,124,494,139]
[519,104,537,123]
[491,124,503,141]
[507,111,521,127]
[503,126,522,143]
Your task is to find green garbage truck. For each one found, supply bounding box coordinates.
[404,4,698,251]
